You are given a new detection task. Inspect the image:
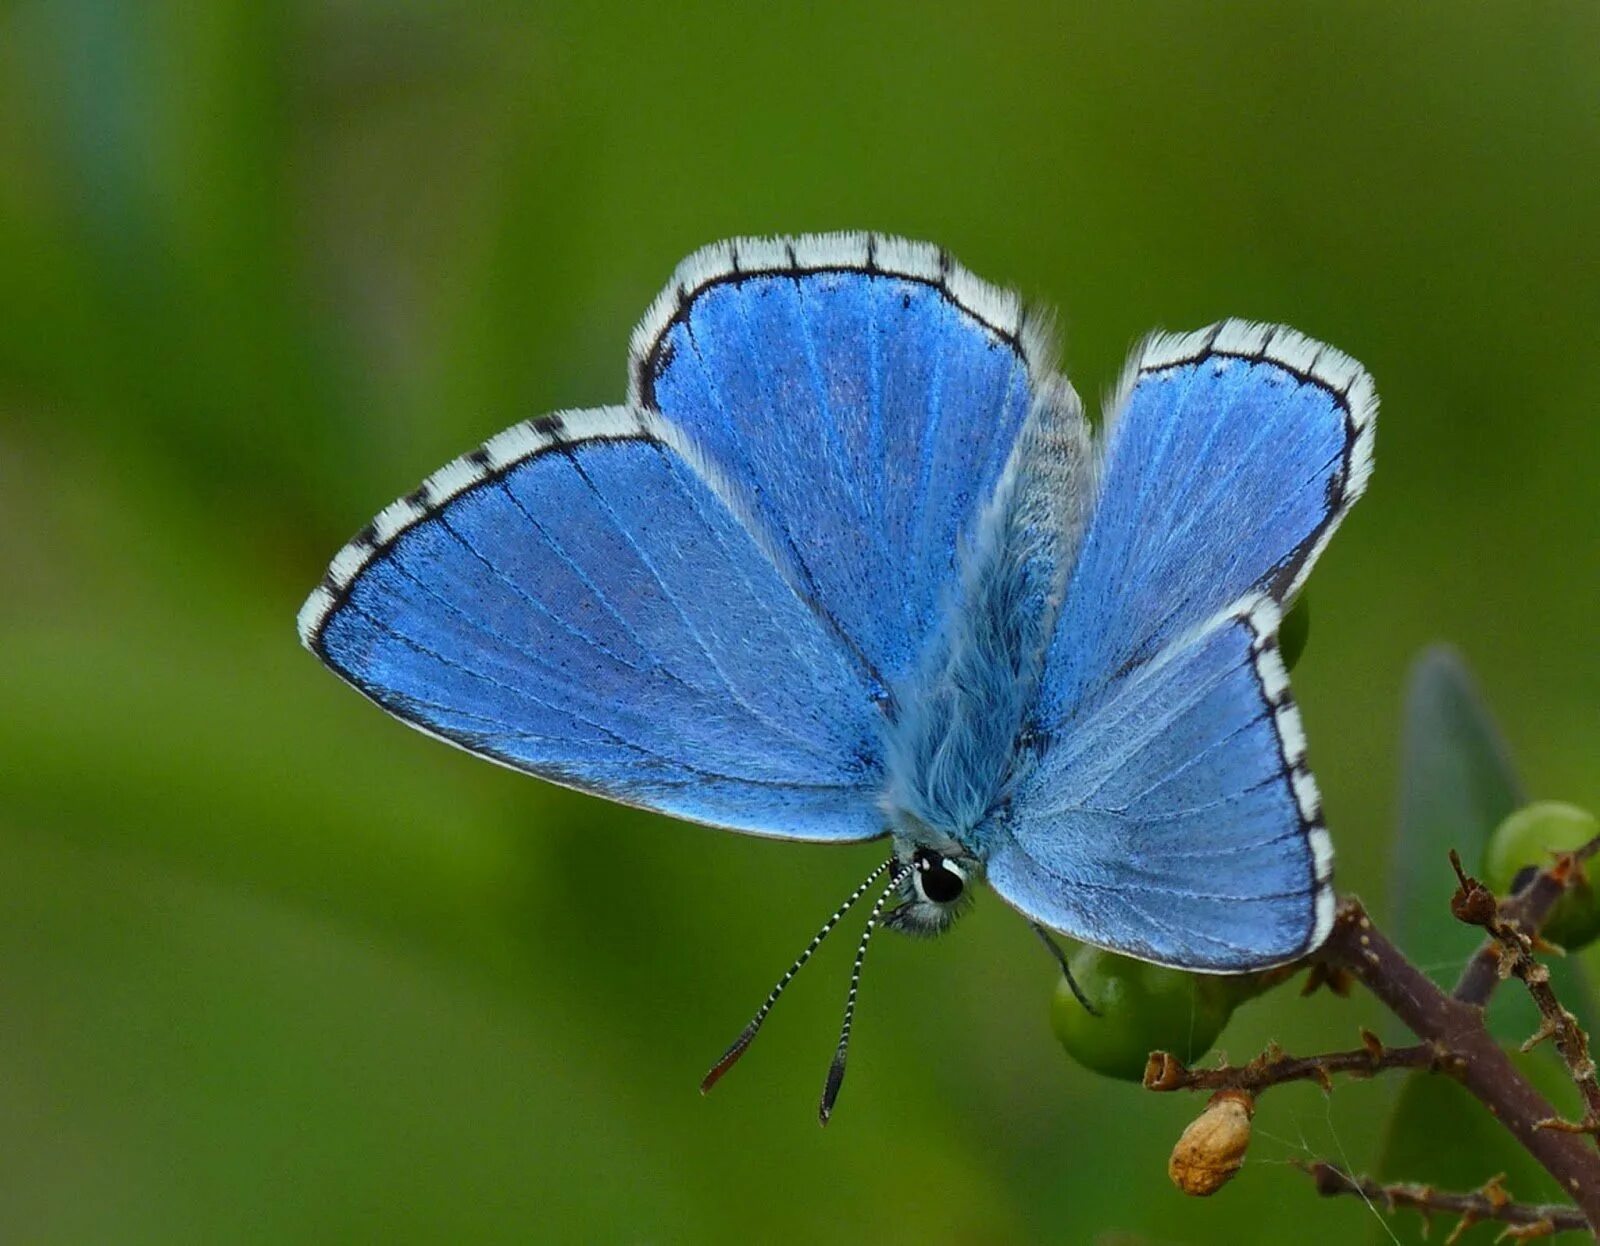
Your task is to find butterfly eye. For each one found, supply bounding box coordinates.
[913,850,966,904]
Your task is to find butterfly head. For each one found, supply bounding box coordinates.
[886,845,981,936]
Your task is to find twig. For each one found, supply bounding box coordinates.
[1146,845,1600,1229]
[1318,897,1600,1230]
[1449,851,1600,1138]
[1144,1034,1446,1095]
[1300,1161,1587,1241]
[1456,838,1600,1006]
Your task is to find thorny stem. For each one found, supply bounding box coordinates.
[1300,1162,1588,1241]
[1448,850,1600,1140]
[1455,838,1600,1007]
[1145,838,1600,1232]
[1318,894,1600,1231]
[1144,1034,1445,1095]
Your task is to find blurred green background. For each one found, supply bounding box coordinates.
[2,2,1597,1242]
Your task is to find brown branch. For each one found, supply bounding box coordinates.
[1300,1161,1587,1241]
[1456,837,1600,1007]
[1449,851,1600,1138]
[1146,843,1600,1229]
[1318,897,1600,1231]
[1144,1033,1446,1095]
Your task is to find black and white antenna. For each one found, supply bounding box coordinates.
[819,860,910,1125]
[700,858,896,1095]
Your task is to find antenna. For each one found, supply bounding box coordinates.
[819,861,910,1126]
[700,857,895,1095]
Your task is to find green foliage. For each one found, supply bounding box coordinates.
[1390,647,1525,989]
[1369,658,1598,1241]
[1391,650,1597,1040]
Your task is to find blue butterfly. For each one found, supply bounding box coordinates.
[299,234,1376,1121]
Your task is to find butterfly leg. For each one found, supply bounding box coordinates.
[1031,922,1100,1017]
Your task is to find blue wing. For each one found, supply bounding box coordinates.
[985,323,1377,969]
[1038,322,1376,723]
[298,406,886,841]
[629,234,1050,694]
[990,594,1331,969]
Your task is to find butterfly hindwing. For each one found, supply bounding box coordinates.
[989,594,1330,969]
[630,233,1050,691]
[299,407,886,841]
[983,323,1376,969]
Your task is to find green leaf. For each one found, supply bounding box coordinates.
[1382,645,1600,1235]
[1392,648,1598,1039]
[1391,646,1525,989]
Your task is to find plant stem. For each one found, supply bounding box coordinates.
[1455,839,1600,1006]
[1319,898,1600,1231]
[1300,1161,1587,1239]
[1449,850,1600,1138]
[1144,1035,1444,1095]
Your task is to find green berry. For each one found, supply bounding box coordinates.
[1483,802,1600,949]
[1051,945,1237,1081]
[1279,596,1310,673]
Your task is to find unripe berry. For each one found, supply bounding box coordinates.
[1051,945,1237,1081]
[1483,801,1600,949]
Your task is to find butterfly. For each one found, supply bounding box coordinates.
[299,233,1376,1122]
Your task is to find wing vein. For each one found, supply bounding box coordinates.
[435,512,652,677]
[337,595,642,753]
[790,274,897,596]
[906,310,950,642]
[492,475,699,689]
[566,449,849,765]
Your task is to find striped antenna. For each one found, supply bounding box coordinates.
[700,858,896,1095]
[819,861,911,1126]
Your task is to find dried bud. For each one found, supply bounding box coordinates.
[1449,851,1499,927]
[1168,1090,1254,1196]
[1455,887,1498,926]
[1142,1051,1186,1091]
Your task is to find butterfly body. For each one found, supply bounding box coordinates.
[301,233,1375,995]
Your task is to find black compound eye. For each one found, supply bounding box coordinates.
[914,850,965,904]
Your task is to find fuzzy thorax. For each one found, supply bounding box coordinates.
[879,383,1094,936]
[881,382,1094,861]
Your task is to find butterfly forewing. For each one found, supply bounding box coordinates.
[300,406,884,841]
[630,234,1050,691]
